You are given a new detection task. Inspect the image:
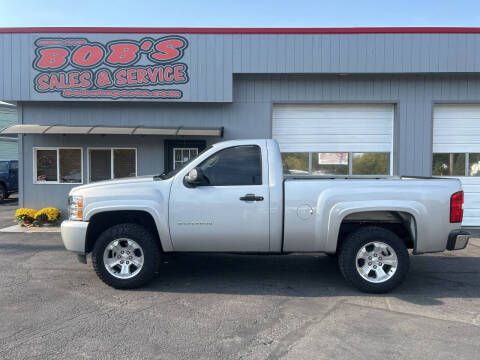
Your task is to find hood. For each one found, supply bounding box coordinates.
[69,175,155,195]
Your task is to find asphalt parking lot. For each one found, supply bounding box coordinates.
[0,201,479,360]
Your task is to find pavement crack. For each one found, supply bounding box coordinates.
[265,300,343,360]
[344,300,480,327]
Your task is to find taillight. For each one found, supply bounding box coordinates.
[450,191,464,223]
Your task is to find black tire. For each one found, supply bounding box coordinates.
[0,184,6,202]
[338,226,409,293]
[92,223,161,289]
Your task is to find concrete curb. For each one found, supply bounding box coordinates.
[0,224,61,233]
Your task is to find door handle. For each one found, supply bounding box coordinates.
[239,193,264,201]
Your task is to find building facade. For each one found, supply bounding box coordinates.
[2,27,480,226]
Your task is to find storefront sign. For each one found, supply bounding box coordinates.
[32,37,189,99]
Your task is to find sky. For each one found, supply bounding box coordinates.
[1,0,480,28]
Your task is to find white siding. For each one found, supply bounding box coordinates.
[0,106,17,130]
[433,104,480,226]
[0,139,18,160]
[272,104,394,152]
[0,105,18,160]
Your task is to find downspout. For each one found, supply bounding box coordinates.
[17,102,24,208]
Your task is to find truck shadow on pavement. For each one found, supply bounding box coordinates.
[137,252,480,304]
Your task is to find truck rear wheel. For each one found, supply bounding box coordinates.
[92,223,161,289]
[338,226,409,293]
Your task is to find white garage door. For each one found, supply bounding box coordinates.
[433,104,480,226]
[272,104,394,176]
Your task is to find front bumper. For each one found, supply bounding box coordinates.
[60,220,89,253]
[447,229,471,251]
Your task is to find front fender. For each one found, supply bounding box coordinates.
[84,200,173,252]
[324,200,427,253]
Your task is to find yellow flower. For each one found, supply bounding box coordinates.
[34,207,62,221]
[15,208,37,219]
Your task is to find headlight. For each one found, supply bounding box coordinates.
[68,195,83,221]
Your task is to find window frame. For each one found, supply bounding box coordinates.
[87,147,137,183]
[172,147,199,170]
[282,151,392,176]
[33,147,83,185]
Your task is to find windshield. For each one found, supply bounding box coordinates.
[0,161,8,172]
[158,145,213,180]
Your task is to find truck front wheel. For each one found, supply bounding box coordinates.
[92,223,161,289]
[338,226,409,293]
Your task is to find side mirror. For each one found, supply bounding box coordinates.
[184,167,208,187]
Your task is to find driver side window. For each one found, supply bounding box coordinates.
[198,145,262,186]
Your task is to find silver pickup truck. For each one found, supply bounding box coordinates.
[61,139,470,293]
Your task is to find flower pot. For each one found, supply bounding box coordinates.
[22,219,33,225]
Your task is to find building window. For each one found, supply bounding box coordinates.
[432,153,480,176]
[173,148,198,170]
[352,153,390,175]
[312,152,349,175]
[282,152,391,176]
[281,152,309,175]
[34,148,82,184]
[88,148,137,182]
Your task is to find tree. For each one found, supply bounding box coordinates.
[352,153,388,175]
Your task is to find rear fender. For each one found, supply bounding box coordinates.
[325,200,426,253]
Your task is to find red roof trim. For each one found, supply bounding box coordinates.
[2,27,480,34]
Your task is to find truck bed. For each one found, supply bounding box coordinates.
[282,176,462,254]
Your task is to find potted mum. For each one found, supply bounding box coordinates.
[15,208,37,226]
[34,207,62,226]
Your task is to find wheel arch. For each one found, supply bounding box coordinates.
[85,210,167,254]
[326,201,424,254]
[335,211,417,254]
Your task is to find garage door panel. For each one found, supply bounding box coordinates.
[272,122,392,132]
[434,135,480,143]
[279,143,392,153]
[433,104,480,226]
[435,123,480,130]
[461,216,480,227]
[459,184,480,194]
[273,104,393,153]
[462,209,480,224]
[458,177,480,191]
[462,193,480,207]
[273,117,392,125]
[273,127,392,136]
[274,104,393,116]
[458,176,480,185]
[463,208,480,216]
[273,135,392,143]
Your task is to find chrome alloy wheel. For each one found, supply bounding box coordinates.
[355,241,398,283]
[103,238,144,279]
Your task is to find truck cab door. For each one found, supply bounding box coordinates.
[169,142,270,252]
